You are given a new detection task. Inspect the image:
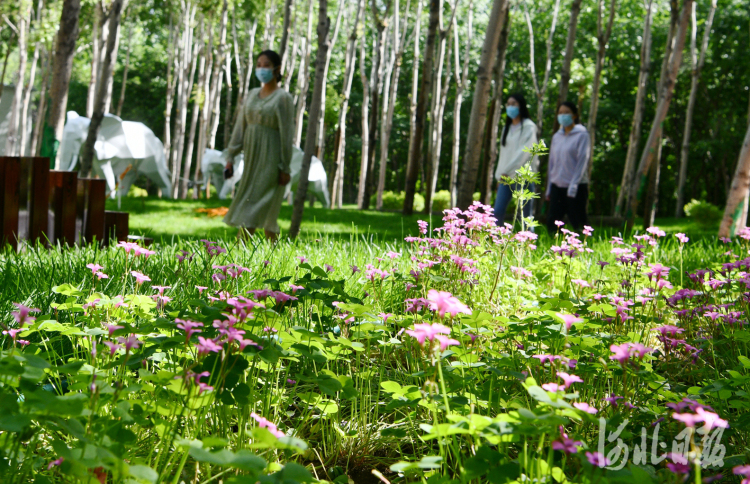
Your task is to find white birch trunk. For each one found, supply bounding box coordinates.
[314,0,344,159]
[449,4,472,207]
[356,33,371,209]
[115,23,132,117]
[86,2,102,119]
[5,4,29,157]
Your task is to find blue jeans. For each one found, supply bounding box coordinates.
[494,181,536,227]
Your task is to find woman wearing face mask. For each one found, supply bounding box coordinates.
[493,93,538,227]
[545,101,590,233]
[223,50,294,242]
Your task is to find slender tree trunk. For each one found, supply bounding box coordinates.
[615,0,653,215]
[290,0,330,238]
[330,0,364,208]
[625,0,693,230]
[102,13,122,115]
[21,30,41,156]
[5,4,29,157]
[195,30,214,199]
[356,34,371,208]
[31,46,51,156]
[553,0,583,133]
[164,19,176,162]
[482,1,510,206]
[449,3,472,207]
[675,0,717,217]
[115,23,132,117]
[171,4,197,197]
[280,0,294,59]
[0,37,13,103]
[455,0,509,210]
[86,2,102,119]
[314,0,344,159]
[524,0,562,141]
[586,0,617,178]
[49,0,81,169]
[233,18,257,128]
[182,29,205,199]
[719,122,750,237]
[79,0,124,177]
[403,0,440,215]
[294,0,315,146]
[206,0,228,154]
[376,0,411,209]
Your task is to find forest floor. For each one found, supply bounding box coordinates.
[107,196,720,242]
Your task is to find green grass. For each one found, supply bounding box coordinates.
[108,196,721,243]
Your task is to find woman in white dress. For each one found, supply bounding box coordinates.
[223,50,294,241]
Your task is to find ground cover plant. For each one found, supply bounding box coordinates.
[1,203,750,484]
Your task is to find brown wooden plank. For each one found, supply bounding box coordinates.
[83,179,106,243]
[26,157,50,244]
[49,171,78,247]
[0,157,20,251]
[104,211,129,245]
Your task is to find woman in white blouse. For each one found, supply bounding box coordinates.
[493,93,538,226]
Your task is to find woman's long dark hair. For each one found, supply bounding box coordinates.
[258,50,282,82]
[559,101,579,124]
[501,93,531,146]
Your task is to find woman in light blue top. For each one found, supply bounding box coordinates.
[545,101,590,233]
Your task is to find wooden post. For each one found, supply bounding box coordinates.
[77,178,106,243]
[25,157,50,244]
[49,171,78,247]
[104,211,129,245]
[0,157,21,251]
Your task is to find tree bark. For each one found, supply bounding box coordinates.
[207,0,228,153]
[280,0,294,59]
[524,0,562,141]
[86,1,102,119]
[625,0,693,230]
[115,23,132,117]
[586,0,617,178]
[294,0,315,147]
[31,46,51,156]
[182,25,205,199]
[0,35,14,103]
[79,0,124,177]
[290,0,330,238]
[330,0,364,209]
[675,0,717,217]
[356,32,371,208]
[553,0,583,133]
[449,2,472,207]
[482,0,511,206]
[164,18,177,163]
[402,0,440,215]
[48,0,81,169]
[719,122,750,237]
[171,3,197,197]
[454,0,509,210]
[5,4,29,157]
[21,11,41,157]
[615,0,653,215]
[314,0,344,160]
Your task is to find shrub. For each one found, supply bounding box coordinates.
[127,185,149,198]
[371,191,425,212]
[432,190,451,213]
[683,199,721,229]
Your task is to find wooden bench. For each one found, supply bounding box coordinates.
[0,156,130,249]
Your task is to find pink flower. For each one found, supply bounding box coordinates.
[196,337,223,355]
[551,427,582,454]
[434,334,460,351]
[134,246,156,257]
[672,412,704,427]
[350,265,360,274]
[250,412,285,438]
[11,303,39,325]
[695,407,729,431]
[95,271,109,280]
[272,291,298,303]
[86,263,103,274]
[405,323,451,346]
[386,251,401,259]
[130,271,151,285]
[289,284,305,294]
[645,263,670,281]
[249,289,272,300]
[197,382,214,393]
[104,324,124,336]
[3,328,22,340]
[176,319,203,339]
[573,402,598,414]
[378,312,394,323]
[675,233,689,244]
[554,220,565,228]
[583,226,594,237]
[117,334,141,352]
[511,266,533,279]
[586,452,610,468]
[238,339,263,351]
[542,383,563,392]
[103,341,122,356]
[426,289,472,318]
[152,285,172,295]
[116,241,140,253]
[47,457,64,470]
[533,354,561,364]
[297,256,308,264]
[417,220,429,235]
[557,313,583,331]
[571,279,591,288]
[324,263,334,272]
[195,285,208,294]
[557,371,583,389]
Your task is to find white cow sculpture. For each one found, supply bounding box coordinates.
[202,146,330,207]
[59,111,173,198]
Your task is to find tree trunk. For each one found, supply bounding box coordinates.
[483,1,511,206]
[675,0,717,217]
[171,4,197,197]
[553,0,583,133]
[164,19,177,163]
[86,1,102,119]
[290,0,331,238]
[207,1,228,153]
[356,34,371,209]
[403,0,439,215]
[101,10,122,116]
[524,0,562,141]
[586,0,617,178]
[196,27,215,198]
[48,0,81,169]
[294,0,315,147]
[21,30,41,156]
[625,0,693,230]
[31,46,51,156]
[115,23,132,117]
[330,0,364,209]
[449,2,472,207]
[280,0,294,59]
[5,5,29,157]
[615,0,653,215]
[376,0,411,209]
[718,122,750,237]
[314,0,344,159]
[79,0,124,177]
[455,0,509,210]
[182,27,205,199]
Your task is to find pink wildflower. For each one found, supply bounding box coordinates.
[250,412,285,438]
[130,271,151,285]
[426,289,472,318]
[557,313,583,331]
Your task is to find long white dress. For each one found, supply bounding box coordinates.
[223,87,294,233]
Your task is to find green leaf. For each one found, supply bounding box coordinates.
[127,464,158,483]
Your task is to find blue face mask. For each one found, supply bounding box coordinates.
[255,67,275,84]
[506,105,520,119]
[558,113,574,128]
